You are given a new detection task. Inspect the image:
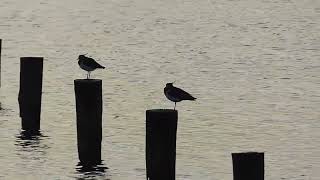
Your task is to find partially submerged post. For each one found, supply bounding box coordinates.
[146,109,178,180]
[74,79,102,165]
[0,39,2,109]
[232,152,264,180]
[0,39,2,88]
[18,57,43,131]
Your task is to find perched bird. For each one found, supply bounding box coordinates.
[164,82,196,110]
[78,54,105,79]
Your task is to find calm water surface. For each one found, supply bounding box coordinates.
[0,0,319,179]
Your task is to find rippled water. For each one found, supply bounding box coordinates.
[0,0,319,179]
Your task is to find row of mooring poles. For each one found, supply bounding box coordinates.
[145,109,264,180]
[15,53,264,179]
[17,56,103,165]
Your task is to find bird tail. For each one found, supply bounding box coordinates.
[186,96,196,101]
[98,65,105,69]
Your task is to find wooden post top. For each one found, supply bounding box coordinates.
[232,152,264,155]
[20,57,43,60]
[146,109,178,113]
[74,79,102,83]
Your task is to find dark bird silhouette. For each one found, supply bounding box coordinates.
[78,54,105,79]
[164,82,196,110]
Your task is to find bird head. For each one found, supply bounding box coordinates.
[166,81,175,87]
[78,53,88,60]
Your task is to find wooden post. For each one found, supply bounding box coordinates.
[146,109,178,180]
[0,39,2,88]
[74,79,102,165]
[18,57,43,131]
[232,152,264,180]
[0,39,2,109]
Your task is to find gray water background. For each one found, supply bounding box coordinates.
[0,0,319,179]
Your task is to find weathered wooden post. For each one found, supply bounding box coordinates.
[232,152,264,180]
[0,39,2,88]
[0,39,2,109]
[146,109,178,180]
[74,79,102,165]
[18,57,43,131]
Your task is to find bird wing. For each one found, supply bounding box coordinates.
[83,57,105,69]
[172,87,196,100]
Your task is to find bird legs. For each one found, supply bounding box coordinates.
[86,71,91,79]
[174,102,176,110]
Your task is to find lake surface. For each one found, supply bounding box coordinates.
[0,0,319,179]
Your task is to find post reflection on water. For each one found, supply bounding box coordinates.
[14,130,50,174]
[75,161,109,180]
[14,130,110,179]
[15,130,50,156]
